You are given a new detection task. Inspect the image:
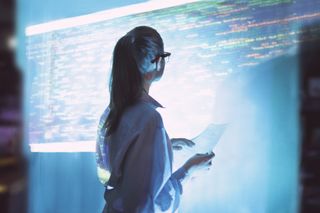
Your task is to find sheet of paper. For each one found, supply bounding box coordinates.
[191,123,228,153]
[172,123,228,170]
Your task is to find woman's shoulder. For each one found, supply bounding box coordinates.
[123,101,163,129]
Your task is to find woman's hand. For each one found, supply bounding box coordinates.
[183,152,215,176]
[171,138,195,151]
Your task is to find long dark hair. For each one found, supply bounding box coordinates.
[105,26,164,135]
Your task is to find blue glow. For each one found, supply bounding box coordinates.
[22,0,320,212]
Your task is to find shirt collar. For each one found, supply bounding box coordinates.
[139,91,164,108]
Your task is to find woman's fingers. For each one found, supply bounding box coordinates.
[181,139,195,147]
[171,138,195,147]
[199,152,215,165]
[204,152,215,159]
[184,152,215,175]
[172,145,182,150]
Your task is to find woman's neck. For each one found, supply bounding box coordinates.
[143,82,151,94]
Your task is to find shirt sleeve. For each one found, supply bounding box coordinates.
[96,108,111,185]
[119,112,187,213]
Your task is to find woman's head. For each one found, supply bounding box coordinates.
[106,26,166,135]
[127,26,164,75]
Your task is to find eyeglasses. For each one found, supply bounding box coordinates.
[151,52,171,64]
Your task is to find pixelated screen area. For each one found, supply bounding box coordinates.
[26,0,320,150]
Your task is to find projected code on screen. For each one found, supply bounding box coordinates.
[26,0,320,144]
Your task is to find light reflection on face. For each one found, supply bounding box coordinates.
[154,57,165,81]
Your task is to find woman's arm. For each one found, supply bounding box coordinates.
[96,108,111,185]
[119,113,185,213]
[96,139,110,185]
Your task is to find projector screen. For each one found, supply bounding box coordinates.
[25,0,320,212]
[26,0,320,151]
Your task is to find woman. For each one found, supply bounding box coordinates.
[96,26,214,213]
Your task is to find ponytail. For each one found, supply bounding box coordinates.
[105,35,143,135]
[104,26,164,135]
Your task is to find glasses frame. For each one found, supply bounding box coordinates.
[151,52,171,64]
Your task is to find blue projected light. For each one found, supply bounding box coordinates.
[26,0,319,152]
[25,0,320,212]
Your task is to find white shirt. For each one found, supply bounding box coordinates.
[96,92,187,213]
